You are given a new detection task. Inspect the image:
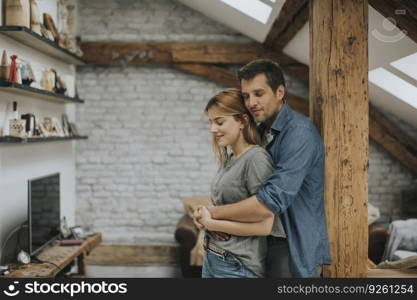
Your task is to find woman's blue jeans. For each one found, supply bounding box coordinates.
[202,249,258,278]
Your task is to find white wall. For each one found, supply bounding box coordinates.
[0,0,78,261]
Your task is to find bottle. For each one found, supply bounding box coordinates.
[0,50,10,80]
[11,101,19,120]
[2,101,19,136]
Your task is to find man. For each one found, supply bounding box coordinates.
[195,59,331,278]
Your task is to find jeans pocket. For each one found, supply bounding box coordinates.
[205,250,257,278]
[224,252,242,267]
[210,251,240,270]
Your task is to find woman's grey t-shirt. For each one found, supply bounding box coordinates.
[206,145,285,277]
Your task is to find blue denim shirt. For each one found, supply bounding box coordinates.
[256,103,332,277]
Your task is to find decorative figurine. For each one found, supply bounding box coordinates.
[0,50,10,80]
[58,0,69,48]
[20,60,35,86]
[8,55,18,83]
[43,13,59,41]
[66,4,83,56]
[5,0,30,29]
[30,0,41,35]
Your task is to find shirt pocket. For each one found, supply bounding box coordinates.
[228,179,244,187]
[221,179,248,204]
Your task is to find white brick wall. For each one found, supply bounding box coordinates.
[76,0,416,244]
[369,141,415,222]
[78,0,250,43]
[76,66,224,243]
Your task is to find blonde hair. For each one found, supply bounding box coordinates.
[204,88,261,164]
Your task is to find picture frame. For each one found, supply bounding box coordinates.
[61,113,70,136]
[70,226,85,239]
[42,117,53,136]
[38,122,48,137]
[68,122,78,136]
[51,117,65,137]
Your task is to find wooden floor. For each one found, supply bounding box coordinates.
[88,266,417,278]
[86,264,182,278]
[88,244,179,265]
[368,269,417,278]
[89,245,417,278]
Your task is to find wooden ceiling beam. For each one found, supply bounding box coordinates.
[265,0,417,51]
[81,42,309,83]
[369,0,417,44]
[264,0,309,50]
[175,64,417,175]
[370,107,417,175]
[172,63,308,116]
[172,64,238,88]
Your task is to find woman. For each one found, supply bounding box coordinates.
[197,88,277,278]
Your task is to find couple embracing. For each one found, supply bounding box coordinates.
[193,59,332,278]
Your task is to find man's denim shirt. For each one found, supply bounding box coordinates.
[256,103,332,277]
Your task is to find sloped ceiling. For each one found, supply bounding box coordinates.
[177,0,285,43]
[283,6,417,127]
[178,0,417,128]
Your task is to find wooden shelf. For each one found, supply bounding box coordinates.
[0,80,84,104]
[3,233,102,278]
[0,26,84,65]
[0,136,88,143]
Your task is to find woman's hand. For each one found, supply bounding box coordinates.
[198,206,213,228]
[193,205,231,241]
[192,207,205,230]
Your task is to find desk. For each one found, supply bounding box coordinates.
[3,233,101,278]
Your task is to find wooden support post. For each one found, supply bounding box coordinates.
[77,252,87,276]
[310,0,369,277]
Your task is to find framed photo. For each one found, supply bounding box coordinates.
[68,122,78,136]
[61,114,70,136]
[39,123,48,137]
[70,226,86,239]
[51,117,65,137]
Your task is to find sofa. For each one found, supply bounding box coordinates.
[174,214,202,278]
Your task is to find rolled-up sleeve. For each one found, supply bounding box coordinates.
[256,125,319,214]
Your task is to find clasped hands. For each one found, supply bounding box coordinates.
[192,205,230,241]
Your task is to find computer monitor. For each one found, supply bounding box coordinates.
[28,173,61,256]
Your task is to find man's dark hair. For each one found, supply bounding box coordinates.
[237,59,286,93]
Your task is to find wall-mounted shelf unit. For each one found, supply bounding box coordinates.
[0,26,84,65]
[0,136,88,143]
[0,80,84,104]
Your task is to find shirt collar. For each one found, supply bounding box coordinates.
[259,103,289,133]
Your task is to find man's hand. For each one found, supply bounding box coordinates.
[210,231,231,241]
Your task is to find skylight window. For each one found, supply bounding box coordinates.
[369,67,417,109]
[390,52,417,82]
[220,0,273,24]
